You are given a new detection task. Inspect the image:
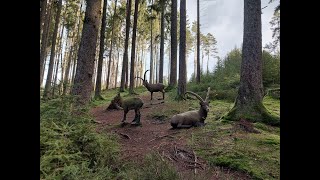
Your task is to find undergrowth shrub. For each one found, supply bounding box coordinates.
[40,95,120,180]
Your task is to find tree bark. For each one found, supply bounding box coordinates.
[120,0,132,92]
[196,0,200,83]
[43,0,63,99]
[40,0,48,39]
[177,0,186,99]
[115,44,120,88]
[40,0,52,86]
[225,0,279,126]
[71,3,83,87]
[159,0,165,83]
[129,0,139,93]
[71,0,102,106]
[52,24,64,96]
[169,0,177,87]
[63,33,75,95]
[106,0,118,89]
[95,0,108,99]
[149,0,154,84]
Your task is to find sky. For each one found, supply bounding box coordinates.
[42,0,279,86]
[144,0,279,82]
[182,0,278,80]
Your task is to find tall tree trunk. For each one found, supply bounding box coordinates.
[207,54,209,74]
[40,0,48,39]
[71,0,101,106]
[52,25,64,96]
[149,0,154,84]
[63,33,75,95]
[71,4,83,87]
[129,0,139,93]
[140,45,144,86]
[59,35,68,95]
[115,46,120,88]
[225,0,279,125]
[106,0,118,89]
[43,0,63,99]
[169,0,177,87]
[201,49,204,73]
[95,0,108,99]
[159,0,165,83]
[156,44,159,83]
[168,45,170,84]
[196,0,200,83]
[193,48,196,80]
[40,1,52,86]
[177,0,186,99]
[120,0,132,92]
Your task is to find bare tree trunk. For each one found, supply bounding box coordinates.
[120,0,132,92]
[225,0,278,125]
[63,33,75,95]
[115,47,120,88]
[193,48,196,80]
[71,4,83,87]
[52,26,64,96]
[40,0,52,86]
[43,0,63,99]
[169,0,177,87]
[72,0,102,106]
[40,0,48,39]
[149,0,154,84]
[106,0,118,89]
[196,0,200,83]
[155,44,159,83]
[201,50,204,73]
[207,54,209,74]
[159,0,165,83]
[129,0,139,93]
[95,0,108,99]
[59,35,68,95]
[177,0,186,99]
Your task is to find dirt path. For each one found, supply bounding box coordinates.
[91,93,251,179]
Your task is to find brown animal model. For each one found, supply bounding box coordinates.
[111,93,144,125]
[170,87,211,129]
[136,70,165,100]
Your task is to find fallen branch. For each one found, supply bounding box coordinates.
[149,132,180,143]
[119,132,131,139]
[163,154,174,161]
[193,150,197,174]
[93,120,103,124]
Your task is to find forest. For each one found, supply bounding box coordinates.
[40,0,280,179]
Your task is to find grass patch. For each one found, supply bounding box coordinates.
[117,152,179,180]
[40,95,121,180]
[159,90,280,179]
[188,97,280,179]
[263,96,280,117]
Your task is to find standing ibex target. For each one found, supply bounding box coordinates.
[136,70,165,100]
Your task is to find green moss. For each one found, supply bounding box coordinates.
[224,100,280,127]
[40,97,120,180]
[192,129,280,180]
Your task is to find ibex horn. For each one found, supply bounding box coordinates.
[144,70,149,82]
[135,77,144,81]
[185,91,204,103]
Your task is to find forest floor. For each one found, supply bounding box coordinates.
[90,91,255,179]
